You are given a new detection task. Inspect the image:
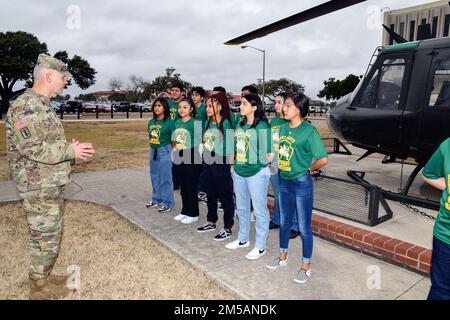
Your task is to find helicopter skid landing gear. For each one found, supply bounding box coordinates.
[347,168,439,211]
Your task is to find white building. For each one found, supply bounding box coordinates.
[383,0,450,46]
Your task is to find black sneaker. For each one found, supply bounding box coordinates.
[269,221,280,229]
[197,223,216,233]
[146,201,158,208]
[214,229,232,241]
[198,192,207,202]
[158,206,172,213]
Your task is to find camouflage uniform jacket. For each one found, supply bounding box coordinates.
[5,89,75,193]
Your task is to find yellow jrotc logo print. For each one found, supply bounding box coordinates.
[272,126,281,151]
[170,108,177,120]
[204,131,216,152]
[149,125,161,144]
[175,128,188,150]
[278,137,295,172]
[446,174,450,211]
[235,132,249,163]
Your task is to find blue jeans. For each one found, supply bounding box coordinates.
[270,169,299,232]
[279,174,314,264]
[149,145,174,208]
[428,236,450,300]
[233,167,271,250]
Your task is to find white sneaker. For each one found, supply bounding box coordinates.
[225,239,250,250]
[174,213,187,221]
[245,247,266,260]
[181,216,198,224]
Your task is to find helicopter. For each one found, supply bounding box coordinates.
[225,0,450,208]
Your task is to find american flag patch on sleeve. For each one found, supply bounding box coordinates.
[14,119,28,130]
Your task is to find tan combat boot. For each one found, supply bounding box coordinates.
[47,274,70,286]
[29,277,72,300]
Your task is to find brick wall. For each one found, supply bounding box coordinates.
[267,198,431,276]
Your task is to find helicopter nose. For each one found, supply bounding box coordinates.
[327,104,346,141]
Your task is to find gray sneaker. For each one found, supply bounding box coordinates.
[266,257,288,270]
[294,269,312,284]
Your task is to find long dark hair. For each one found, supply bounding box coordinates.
[179,97,197,119]
[152,97,170,120]
[240,93,268,128]
[287,93,309,118]
[205,92,233,133]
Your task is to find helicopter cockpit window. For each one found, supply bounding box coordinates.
[429,69,450,108]
[376,59,405,110]
[359,70,379,107]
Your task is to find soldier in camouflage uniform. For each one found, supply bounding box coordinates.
[5,54,95,299]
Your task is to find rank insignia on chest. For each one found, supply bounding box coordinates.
[20,127,32,139]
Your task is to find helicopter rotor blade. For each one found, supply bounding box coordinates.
[382,24,408,44]
[224,0,367,45]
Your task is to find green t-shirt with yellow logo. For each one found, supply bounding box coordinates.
[423,138,450,245]
[147,118,175,149]
[196,102,207,124]
[278,121,327,180]
[270,115,288,152]
[203,119,234,157]
[234,120,272,177]
[168,99,180,121]
[173,118,203,150]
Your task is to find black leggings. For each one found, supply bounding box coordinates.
[203,163,234,230]
[173,148,202,217]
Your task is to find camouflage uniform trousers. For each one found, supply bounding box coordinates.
[20,186,65,280]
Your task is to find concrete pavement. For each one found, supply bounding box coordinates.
[0,166,430,300]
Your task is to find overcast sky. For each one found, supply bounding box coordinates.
[0,0,436,99]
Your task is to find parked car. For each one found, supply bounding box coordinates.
[66,100,83,113]
[264,103,275,112]
[130,103,148,112]
[230,103,240,113]
[96,103,114,113]
[83,103,96,113]
[113,101,130,112]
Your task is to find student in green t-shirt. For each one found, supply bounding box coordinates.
[269,92,299,237]
[168,82,184,122]
[196,94,235,241]
[190,86,208,202]
[146,97,175,213]
[190,86,207,124]
[225,93,274,260]
[172,97,203,225]
[423,138,450,300]
[266,93,328,285]
[169,82,184,190]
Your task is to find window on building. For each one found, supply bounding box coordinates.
[399,22,405,38]
[409,20,416,41]
[432,16,438,38]
[444,15,450,37]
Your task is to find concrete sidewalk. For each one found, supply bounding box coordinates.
[0,167,430,300]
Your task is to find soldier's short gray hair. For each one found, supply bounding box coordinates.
[33,65,46,80]
[33,65,58,81]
